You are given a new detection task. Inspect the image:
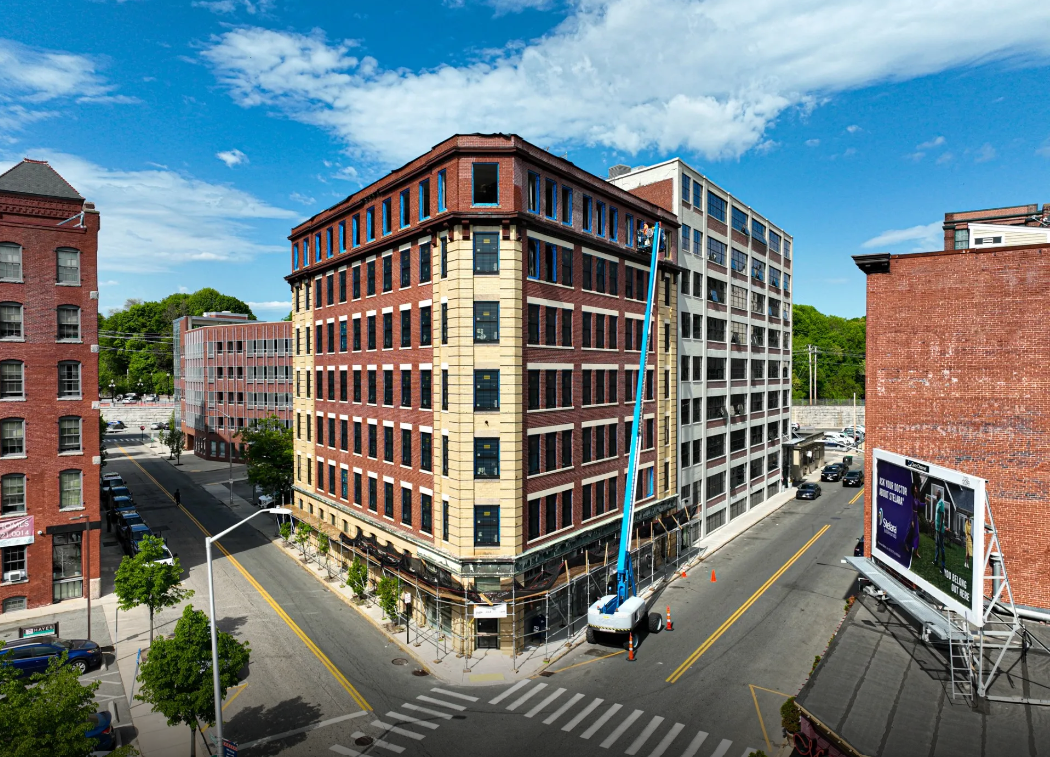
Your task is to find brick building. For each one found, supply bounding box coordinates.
[0,159,100,612]
[610,161,793,537]
[855,242,1050,609]
[174,312,292,462]
[287,134,680,651]
[943,203,1050,250]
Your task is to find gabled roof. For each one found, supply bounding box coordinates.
[0,159,83,201]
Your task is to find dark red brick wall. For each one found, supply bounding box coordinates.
[863,244,1050,608]
[0,194,99,610]
[626,179,674,214]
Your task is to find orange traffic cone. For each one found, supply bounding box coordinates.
[711,570,717,582]
[628,632,635,661]
[681,570,687,578]
[666,606,673,631]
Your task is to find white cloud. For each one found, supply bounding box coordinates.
[247,300,292,311]
[216,148,249,167]
[974,142,996,162]
[332,165,359,181]
[289,191,316,205]
[916,135,946,149]
[936,151,954,165]
[201,1,1050,168]
[3,150,298,273]
[862,221,942,251]
[99,279,120,287]
[193,0,274,13]
[845,124,862,134]
[805,138,820,147]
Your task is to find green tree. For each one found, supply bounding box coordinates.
[377,576,399,622]
[136,605,250,757]
[294,522,313,558]
[0,652,140,757]
[792,304,866,401]
[346,558,368,599]
[163,411,185,465]
[279,521,292,542]
[235,415,293,503]
[114,535,193,643]
[282,311,292,321]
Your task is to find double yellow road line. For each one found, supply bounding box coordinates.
[666,524,831,684]
[116,444,372,711]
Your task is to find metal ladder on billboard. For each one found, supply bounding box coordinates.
[945,607,973,701]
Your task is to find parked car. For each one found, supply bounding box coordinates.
[126,524,154,554]
[257,494,275,508]
[0,637,102,676]
[100,477,124,496]
[117,513,145,543]
[85,710,115,750]
[106,420,125,431]
[109,498,135,517]
[821,463,846,482]
[796,483,822,500]
[842,425,865,436]
[143,393,159,402]
[843,469,864,487]
[150,543,176,566]
[108,484,132,500]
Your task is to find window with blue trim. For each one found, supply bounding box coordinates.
[610,208,618,242]
[596,201,606,237]
[682,224,691,253]
[682,175,691,203]
[544,178,557,219]
[473,232,499,274]
[292,243,298,269]
[582,196,593,232]
[339,221,346,252]
[419,179,431,220]
[561,186,573,225]
[626,214,634,247]
[352,215,360,247]
[315,234,322,262]
[437,170,447,212]
[366,208,375,241]
[326,228,333,258]
[472,163,499,206]
[708,193,727,223]
[527,171,540,213]
[731,207,749,235]
[382,199,391,235]
[527,239,541,280]
[692,181,701,209]
[400,189,410,228]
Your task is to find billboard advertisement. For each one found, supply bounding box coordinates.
[871,449,985,626]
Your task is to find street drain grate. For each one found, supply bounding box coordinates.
[538,670,554,677]
[412,668,430,676]
[355,736,374,747]
[391,658,410,665]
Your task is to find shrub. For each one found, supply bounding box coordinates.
[279,521,292,541]
[346,558,368,599]
[811,654,822,674]
[781,696,801,734]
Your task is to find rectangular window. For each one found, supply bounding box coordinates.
[474,370,499,411]
[420,306,432,346]
[545,178,557,219]
[562,246,573,285]
[527,238,540,280]
[352,215,360,247]
[707,238,727,266]
[561,186,573,225]
[419,179,431,220]
[421,370,432,408]
[708,193,727,223]
[692,181,702,209]
[681,175,691,203]
[57,248,80,284]
[400,310,411,348]
[367,315,376,350]
[751,258,766,283]
[384,481,394,518]
[472,163,499,205]
[59,470,81,509]
[400,189,410,228]
[366,207,375,241]
[561,309,572,347]
[473,302,499,343]
[401,369,411,407]
[626,214,634,248]
[338,270,347,302]
[368,477,377,511]
[402,429,412,467]
[582,196,593,232]
[339,220,346,252]
[1,474,25,515]
[731,248,747,273]
[421,493,432,533]
[708,278,726,304]
[437,169,447,212]
[367,369,377,404]
[419,241,431,283]
[382,255,393,292]
[352,266,361,299]
[367,260,376,296]
[544,244,557,283]
[610,207,618,242]
[474,438,499,478]
[528,436,540,476]
[732,207,749,235]
[326,228,333,258]
[58,362,81,398]
[545,307,556,346]
[56,306,79,340]
[528,304,540,345]
[682,224,691,253]
[751,219,766,243]
[58,416,81,452]
[354,421,362,453]
[473,232,499,274]
[400,248,411,288]
[527,171,540,213]
[474,506,499,546]
[383,369,394,405]
[382,198,392,235]
[384,425,394,462]
[596,201,606,236]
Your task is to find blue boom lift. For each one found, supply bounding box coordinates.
[586,223,666,643]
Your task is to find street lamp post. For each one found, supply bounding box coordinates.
[206,507,291,753]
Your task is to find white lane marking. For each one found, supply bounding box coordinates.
[708,738,733,757]
[626,715,665,755]
[599,707,643,749]
[371,720,426,741]
[525,687,566,718]
[562,698,604,732]
[241,712,369,749]
[648,722,684,757]
[543,692,584,725]
[416,695,466,711]
[352,731,405,754]
[739,750,759,757]
[581,702,623,740]
[431,687,478,702]
[507,682,547,711]
[330,746,362,757]
[489,679,531,705]
[402,703,453,720]
[386,711,439,729]
[679,730,709,757]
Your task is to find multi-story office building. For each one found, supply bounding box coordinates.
[174,312,292,462]
[287,134,680,651]
[610,160,793,538]
[0,159,100,612]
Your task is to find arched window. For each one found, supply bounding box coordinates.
[0,302,22,339]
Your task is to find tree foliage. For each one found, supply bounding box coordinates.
[135,605,250,749]
[791,304,866,401]
[114,534,193,643]
[346,558,368,599]
[236,415,293,501]
[294,522,312,557]
[162,411,185,465]
[377,576,399,622]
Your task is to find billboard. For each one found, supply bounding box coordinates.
[871,449,985,626]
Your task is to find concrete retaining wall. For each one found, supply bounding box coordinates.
[792,404,866,430]
[98,403,175,429]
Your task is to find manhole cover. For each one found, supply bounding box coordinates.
[391,658,409,666]
[583,648,607,657]
[355,736,374,747]
[538,670,554,677]
[412,668,430,676]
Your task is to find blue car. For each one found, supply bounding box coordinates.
[85,710,115,750]
[0,637,102,676]
[109,496,135,515]
[126,523,154,554]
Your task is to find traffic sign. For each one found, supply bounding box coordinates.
[140,426,145,431]
[223,738,238,756]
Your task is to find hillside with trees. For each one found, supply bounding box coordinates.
[791,304,866,401]
[99,288,254,397]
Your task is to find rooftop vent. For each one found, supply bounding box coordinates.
[608,164,632,179]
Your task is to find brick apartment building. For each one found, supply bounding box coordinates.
[174,312,292,463]
[943,202,1050,250]
[287,133,680,651]
[0,159,100,612]
[855,241,1050,609]
[610,161,793,538]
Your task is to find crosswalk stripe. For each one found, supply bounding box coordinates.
[543,692,584,725]
[351,731,404,754]
[489,679,531,705]
[386,711,439,730]
[416,695,466,711]
[525,687,566,718]
[679,730,708,757]
[707,738,732,757]
[647,722,684,757]
[581,703,623,740]
[599,707,643,749]
[431,687,479,702]
[402,703,453,720]
[625,715,664,755]
[329,747,362,757]
[740,750,759,757]
[371,720,426,741]
[562,698,604,732]
[507,682,547,711]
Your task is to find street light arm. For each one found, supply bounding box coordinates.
[206,508,291,544]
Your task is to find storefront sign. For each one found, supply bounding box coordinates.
[19,622,58,639]
[474,603,508,619]
[0,515,34,548]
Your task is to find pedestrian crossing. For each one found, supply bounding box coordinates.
[328,687,478,756]
[487,680,758,757]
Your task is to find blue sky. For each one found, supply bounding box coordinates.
[3,0,1050,320]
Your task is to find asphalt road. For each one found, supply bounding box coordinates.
[109,433,864,757]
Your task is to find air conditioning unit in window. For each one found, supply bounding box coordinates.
[3,569,26,583]
[734,404,745,415]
